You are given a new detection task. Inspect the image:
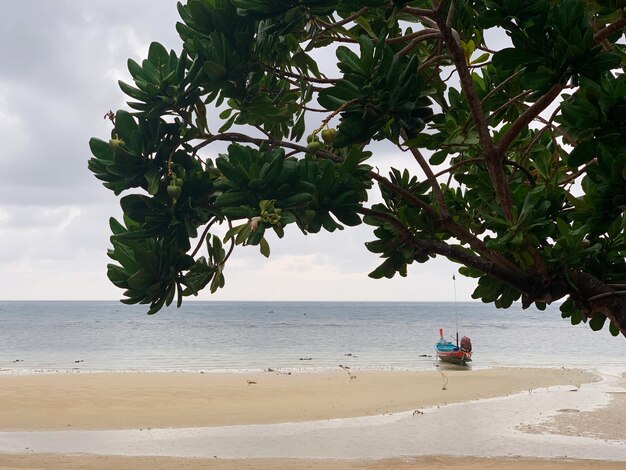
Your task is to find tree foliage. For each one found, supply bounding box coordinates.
[89,0,626,336]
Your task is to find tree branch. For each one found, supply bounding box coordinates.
[369,171,438,220]
[396,33,443,57]
[417,54,450,72]
[369,170,524,274]
[194,132,342,163]
[496,84,564,155]
[402,134,449,216]
[358,208,541,297]
[387,28,441,44]
[398,7,436,18]
[191,217,220,258]
[435,12,514,221]
[262,65,339,84]
[594,18,626,44]
[318,7,370,29]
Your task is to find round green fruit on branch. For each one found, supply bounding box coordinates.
[306,133,320,143]
[167,184,182,201]
[307,141,323,151]
[321,128,337,144]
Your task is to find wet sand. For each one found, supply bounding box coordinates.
[0,368,623,469]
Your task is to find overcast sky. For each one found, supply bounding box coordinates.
[0,0,480,304]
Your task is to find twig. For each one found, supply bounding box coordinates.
[387,28,441,44]
[368,172,439,219]
[339,364,357,381]
[190,218,220,258]
[417,54,450,72]
[439,371,448,390]
[402,134,449,217]
[587,291,626,302]
[311,99,356,137]
[262,65,339,84]
[396,32,442,57]
[194,132,342,163]
[317,7,370,29]
[399,7,435,17]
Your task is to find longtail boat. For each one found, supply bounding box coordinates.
[435,328,472,365]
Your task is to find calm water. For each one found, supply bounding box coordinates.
[0,301,624,372]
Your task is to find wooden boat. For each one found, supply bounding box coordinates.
[435,328,472,365]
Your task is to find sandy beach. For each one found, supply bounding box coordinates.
[1,454,625,470]
[0,367,624,469]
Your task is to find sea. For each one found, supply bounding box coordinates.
[1,301,624,373]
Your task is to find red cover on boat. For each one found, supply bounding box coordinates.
[460,336,472,352]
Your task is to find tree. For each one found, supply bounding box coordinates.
[89,0,626,337]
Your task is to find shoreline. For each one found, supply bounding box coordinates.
[0,363,598,376]
[1,367,624,469]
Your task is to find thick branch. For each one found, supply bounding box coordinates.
[435,13,514,222]
[594,18,626,44]
[496,84,564,155]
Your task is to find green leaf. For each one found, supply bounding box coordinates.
[148,42,169,68]
[119,81,150,101]
[568,140,598,167]
[204,60,228,81]
[355,17,376,39]
[336,46,365,75]
[429,150,447,165]
[259,237,270,258]
[589,314,607,331]
[144,167,161,195]
[89,137,113,159]
[492,48,527,71]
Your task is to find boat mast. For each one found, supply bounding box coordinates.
[453,274,458,347]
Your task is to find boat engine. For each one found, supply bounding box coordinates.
[460,336,472,352]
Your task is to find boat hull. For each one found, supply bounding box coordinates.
[436,349,472,365]
[435,338,472,365]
